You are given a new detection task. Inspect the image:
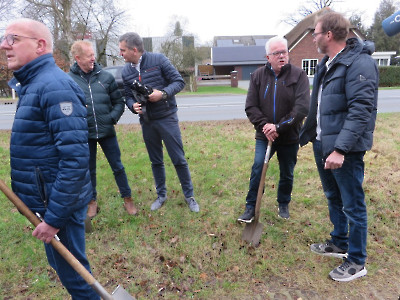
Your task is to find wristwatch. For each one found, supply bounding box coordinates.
[161,90,168,100]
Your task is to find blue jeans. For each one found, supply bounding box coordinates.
[246,139,298,207]
[44,206,100,299]
[89,136,131,199]
[313,140,367,265]
[140,112,193,198]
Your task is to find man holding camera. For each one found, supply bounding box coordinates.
[119,32,199,212]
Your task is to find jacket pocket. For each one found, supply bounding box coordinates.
[35,167,48,207]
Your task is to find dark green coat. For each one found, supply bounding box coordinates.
[69,62,124,139]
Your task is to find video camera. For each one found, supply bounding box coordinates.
[131,80,153,104]
[130,80,153,122]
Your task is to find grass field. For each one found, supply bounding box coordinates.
[0,113,399,299]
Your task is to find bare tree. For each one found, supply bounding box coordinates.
[21,0,127,64]
[283,0,335,26]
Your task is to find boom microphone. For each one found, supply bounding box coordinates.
[382,10,400,36]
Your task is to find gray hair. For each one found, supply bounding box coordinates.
[119,32,144,52]
[265,36,288,54]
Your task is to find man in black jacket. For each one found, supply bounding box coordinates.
[299,11,378,282]
[237,36,310,222]
[118,32,199,213]
[69,40,137,217]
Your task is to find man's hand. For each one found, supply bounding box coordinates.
[324,151,345,169]
[148,89,163,103]
[133,102,142,114]
[263,123,279,142]
[32,221,60,244]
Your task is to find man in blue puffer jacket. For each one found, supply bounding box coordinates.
[299,11,379,282]
[1,19,99,298]
[118,32,199,212]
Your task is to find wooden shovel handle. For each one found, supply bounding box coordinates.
[0,180,114,300]
[254,140,272,222]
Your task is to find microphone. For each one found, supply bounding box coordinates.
[382,10,400,36]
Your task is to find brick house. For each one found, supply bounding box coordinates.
[285,8,365,81]
[209,8,396,81]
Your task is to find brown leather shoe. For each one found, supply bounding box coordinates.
[123,197,137,215]
[87,199,99,218]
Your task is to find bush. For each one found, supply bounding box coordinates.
[378,66,400,87]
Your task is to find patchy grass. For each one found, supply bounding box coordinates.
[0,115,400,299]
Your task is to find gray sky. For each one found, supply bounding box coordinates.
[121,0,383,44]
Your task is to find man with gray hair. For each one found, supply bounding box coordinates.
[0,19,99,298]
[238,36,310,222]
[118,32,199,213]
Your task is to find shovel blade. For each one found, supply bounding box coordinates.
[112,285,136,300]
[242,221,264,247]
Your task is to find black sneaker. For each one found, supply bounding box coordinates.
[237,206,255,223]
[310,240,348,258]
[329,259,367,282]
[278,204,290,219]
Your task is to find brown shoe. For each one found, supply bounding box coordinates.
[123,197,137,215]
[87,199,99,218]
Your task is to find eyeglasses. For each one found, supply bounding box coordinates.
[312,31,327,38]
[268,50,288,57]
[0,34,37,46]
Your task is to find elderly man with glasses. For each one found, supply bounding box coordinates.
[0,19,99,298]
[237,36,310,223]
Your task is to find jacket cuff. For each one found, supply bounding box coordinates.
[334,148,346,155]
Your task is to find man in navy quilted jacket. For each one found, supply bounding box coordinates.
[118,32,199,212]
[1,18,99,299]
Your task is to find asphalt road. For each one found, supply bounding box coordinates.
[0,89,399,130]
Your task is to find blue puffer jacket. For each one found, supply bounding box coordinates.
[122,51,185,120]
[299,38,379,158]
[8,54,92,229]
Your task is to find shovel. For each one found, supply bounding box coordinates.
[242,140,272,247]
[0,179,135,300]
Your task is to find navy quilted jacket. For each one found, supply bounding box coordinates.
[8,54,92,229]
[299,38,379,158]
[121,51,185,120]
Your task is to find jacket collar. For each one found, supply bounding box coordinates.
[12,53,54,86]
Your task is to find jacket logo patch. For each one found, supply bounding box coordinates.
[359,75,366,81]
[60,102,73,116]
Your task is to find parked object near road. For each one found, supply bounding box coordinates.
[104,65,125,96]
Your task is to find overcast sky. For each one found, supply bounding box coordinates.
[120,0,384,44]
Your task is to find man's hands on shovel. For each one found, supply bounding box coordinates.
[33,217,59,244]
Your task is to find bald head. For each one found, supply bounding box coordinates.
[1,18,53,70]
[7,18,53,52]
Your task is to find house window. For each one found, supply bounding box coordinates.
[375,58,389,66]
[302,59,318,76]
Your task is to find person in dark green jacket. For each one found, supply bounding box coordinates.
[69,40,137,217]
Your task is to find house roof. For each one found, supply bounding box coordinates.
[212,46,267,66]
[284,7,366,51]
[284,7,331,50]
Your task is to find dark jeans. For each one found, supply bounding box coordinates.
[245,139,299,207]
[140,112,193,198]
[44,205,100,299]
[89,136,131,200]
[313,140,367,265]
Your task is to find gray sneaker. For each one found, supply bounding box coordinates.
[310,240,348,258]
[151,196,167,211]
[278,204,290,219]
[329,260,367,282]
[185,196,199,212]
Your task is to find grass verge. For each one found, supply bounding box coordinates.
[0,115,399,299]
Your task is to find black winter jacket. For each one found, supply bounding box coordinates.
[121,51,185,120]
[299,38,379,158]
[69,62,125,139]
[245,63,310,145]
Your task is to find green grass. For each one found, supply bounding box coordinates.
[180,85,248,95]
[0,115,400,299]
